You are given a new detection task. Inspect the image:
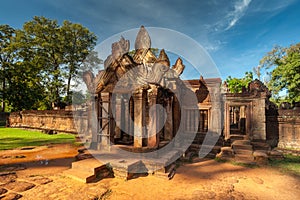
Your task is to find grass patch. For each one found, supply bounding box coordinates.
[214,157,227,163]
[0,127,75,150]
[269,154,300,176]
[230,161,258,168]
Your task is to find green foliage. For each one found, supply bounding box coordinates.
[0,17,100,111]
[269,154,300,176]
[0,128,75,150]
[226,71,253,93]
[128,48,159,57]
[260,43,300,103]
[0,25,15,112]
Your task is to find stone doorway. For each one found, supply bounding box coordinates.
[199,109,208,133]
[224,102,251,140]
[229,105,246,135]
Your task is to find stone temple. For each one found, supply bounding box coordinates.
[64,26,284,182]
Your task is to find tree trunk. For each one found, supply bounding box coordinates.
[1,78,5,112]
[66,67,73,105]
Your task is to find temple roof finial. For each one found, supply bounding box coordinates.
[135,25,151,50]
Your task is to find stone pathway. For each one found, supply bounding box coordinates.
[0,170,54,200]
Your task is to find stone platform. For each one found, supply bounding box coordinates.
[64,146,183,183]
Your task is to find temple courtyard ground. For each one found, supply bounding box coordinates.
[0,144,299,200]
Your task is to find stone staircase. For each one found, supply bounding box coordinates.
[217,135,255,164]
[232,139,255,164]
[63,158,112,183]
[187,132,223,159]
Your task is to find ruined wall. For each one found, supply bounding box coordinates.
[277,109,300,149]
[9,110,88,134]
[251,98,266,140]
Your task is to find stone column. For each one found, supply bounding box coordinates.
[147,86,159,148]
[90,95,98,149]
[114,96,122,140]
[173,95,181,136]
[99,92,110,149]
[206,80,222,135]
[133,89,144,148]
[129,96,134,141]
[164,95,173,140]
[122,94,130,142]
[109,93,115,143]
[224,102,231,140]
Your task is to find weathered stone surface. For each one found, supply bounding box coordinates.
[9,110,88,134]
[253,150,269,165]
[0,164,26,172]
[0,172,17,184]
[27,176,53,185]
[253,150,268,158]
[2,181,35,192]
[0,188,8,195]
[0,192,22,200]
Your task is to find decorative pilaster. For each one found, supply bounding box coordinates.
[206,80,222,135]
[90,95,98,150]
[147,86,159,148]
[114,96,122,139]
[98,92,110,150]
[133,89,144,148]
[164,95,173,140]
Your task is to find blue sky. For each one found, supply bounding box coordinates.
[1,0,300,80]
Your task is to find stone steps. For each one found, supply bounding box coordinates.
[251,142,271,151]
[63,158,112,183]
[192,133,223,146]
[233,149,253,155]
[217,137,256,164]
[231,139,255,164]
[234,154,255,164]
[187,132,224,160]
[232,144,253,151]
[228,134,247,143]
[153,163,176,180]
[63,169,96,183]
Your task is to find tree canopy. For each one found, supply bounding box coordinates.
[0,16,101,111]
[225,71,253,93]
[260,43,300,104]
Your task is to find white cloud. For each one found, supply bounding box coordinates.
[224,0,252,30]
[251,0,296,13]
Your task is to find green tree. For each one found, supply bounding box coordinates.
[226,71,253,93]
[60,21,99,104]
[18,17,64,107]
[260,43,300,103]
[0,25,15,112]
[0,16,100,111]
[16,16,99,107]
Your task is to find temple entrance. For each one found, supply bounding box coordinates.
[229,105,246,135]
[198,109,208,132]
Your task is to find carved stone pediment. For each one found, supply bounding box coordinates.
[83,26,186,94]
[248,79,271,97]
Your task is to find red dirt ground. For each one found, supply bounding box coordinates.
[0,144,299,200]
